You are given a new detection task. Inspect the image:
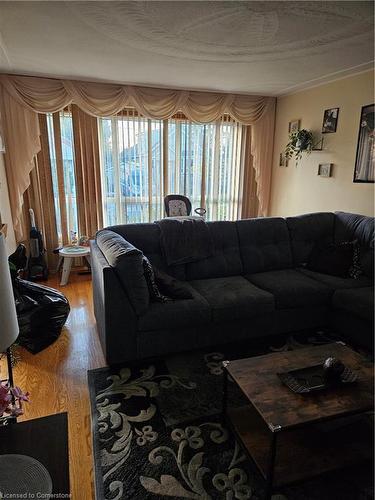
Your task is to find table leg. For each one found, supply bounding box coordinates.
[56,256,63,274]
[265,432,277,500]
[85,254,91,269]
[222,361,230,416]
[60,257,73,286]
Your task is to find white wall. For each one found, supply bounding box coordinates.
[270,70,374,217]
[0,153,17,254]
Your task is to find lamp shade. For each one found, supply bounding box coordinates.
[0,233,19,352]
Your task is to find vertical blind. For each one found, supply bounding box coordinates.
[98,111,246,227]
[98,111,164,225]
[46,109,78,244]
[44,108,251,246]
[44,105,103,245]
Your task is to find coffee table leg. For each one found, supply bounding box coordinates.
[222,361,229,416]
[265,432,277,500]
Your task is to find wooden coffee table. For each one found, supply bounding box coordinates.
[222,342,373,499]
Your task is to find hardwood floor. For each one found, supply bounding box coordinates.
[13,272,106,500]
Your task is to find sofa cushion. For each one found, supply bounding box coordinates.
[306,240,358,278]
[297,268,372,290]
[286,212,335,266]
[246,269,333,309]
[109,223,185,280]
[96,229,149,315]
[138,284,210,331]
[332,287,374,322]
[189,276,274,322]
[237,217,292,274]
[334,212,374,279]
[185,221,243,280]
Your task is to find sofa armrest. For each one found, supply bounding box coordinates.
[90,240,138,364]
[96,229,150,315]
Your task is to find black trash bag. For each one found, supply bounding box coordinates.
[13,278,70,354]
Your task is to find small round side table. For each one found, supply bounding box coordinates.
[58,246,91,286]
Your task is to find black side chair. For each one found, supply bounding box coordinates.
[164,195,206,217]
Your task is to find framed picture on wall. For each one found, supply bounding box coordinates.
[279,153,288,167]
[318,163,333,177]
[322,108,339,133]
[288,119,300,134]
[353,104,374,183]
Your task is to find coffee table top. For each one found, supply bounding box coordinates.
[225,342,374,431]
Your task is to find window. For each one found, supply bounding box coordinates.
[46,110,78,243]
[98,112,245,226]
[99,113,163,225]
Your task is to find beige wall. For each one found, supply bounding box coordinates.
[270,70,374,218]
[0,153,17,254]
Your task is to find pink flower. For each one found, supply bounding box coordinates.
[0,382,10,397]
[0,382,29,418]
[10,406,24,417]
[11,386,30,402]
[0,383,12,415]
[0,401,10,415]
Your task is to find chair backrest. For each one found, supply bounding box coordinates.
[164,195,192,217]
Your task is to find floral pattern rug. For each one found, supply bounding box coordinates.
[88,332,373,500]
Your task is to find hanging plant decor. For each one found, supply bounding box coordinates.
[285,129,314,164]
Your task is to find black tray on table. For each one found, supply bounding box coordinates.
[277,364,358,394]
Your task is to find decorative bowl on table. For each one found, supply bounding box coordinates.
[278,357,358,394]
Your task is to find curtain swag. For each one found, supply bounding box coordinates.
[0,74,275,240]
[0,74,275,125]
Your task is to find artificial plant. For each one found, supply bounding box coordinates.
[285,129,314,164]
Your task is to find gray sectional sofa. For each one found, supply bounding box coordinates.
[90,211,374,365]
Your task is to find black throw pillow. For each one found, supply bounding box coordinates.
[307,240,360,278]
[348,244,362,279]
[142,257,170,303]
[154,268,193,300]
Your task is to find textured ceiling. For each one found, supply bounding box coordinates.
[0,1,373,95]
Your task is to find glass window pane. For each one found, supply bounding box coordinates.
[99,118,117,226]
[60,111,78,238]
[46,114,62,241]
[46,111,78,244]
[98,114,244,225]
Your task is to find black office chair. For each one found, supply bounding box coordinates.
[164,194,206,217]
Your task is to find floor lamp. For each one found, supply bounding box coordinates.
[0,233,19,408]
[0,233,54,495]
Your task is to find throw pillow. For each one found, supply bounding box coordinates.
[143,257,170,303]
[154,268,193,300]
[307,240,360,278]
[348,244,363,279]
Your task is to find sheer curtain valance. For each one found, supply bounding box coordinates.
[0,74,275,240]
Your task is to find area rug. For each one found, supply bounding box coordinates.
[88,332,373,500]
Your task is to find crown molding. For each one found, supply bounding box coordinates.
[277,62,374,97]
